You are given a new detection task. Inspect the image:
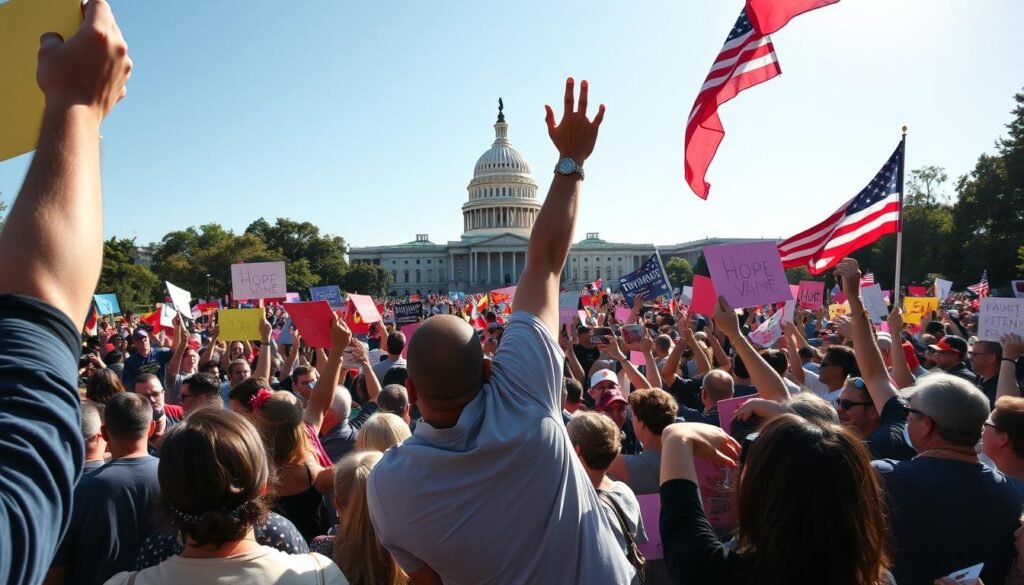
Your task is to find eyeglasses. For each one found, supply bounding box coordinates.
[904,406,928,418]
[984,421,1000,431]
[968,351,991,358]
[836,399,873,411]
[848,377,866,389]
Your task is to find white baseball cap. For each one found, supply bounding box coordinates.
[590,369,618,388]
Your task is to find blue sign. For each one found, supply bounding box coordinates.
[617,253,672,306]
[93,293,121,315]
[309,285,344,308]
[277,319,294,345]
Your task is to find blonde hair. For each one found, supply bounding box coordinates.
[356,413,411,452]
[333,451,409,585]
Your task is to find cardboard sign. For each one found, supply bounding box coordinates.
[394,302,423,325]
[680,285,694,305]
[902,297,939,325]
[704,241,792,308]
[231,261,286,300]
[907,285,928,298]
[218,308,263,341]
[0,0,81,162]
[860,284,889,324]
[695,459,739,536]
[828,302,851,320]
[159,304,177,328]
[717,394,757,437]
[285,292,301,303]
[400,322,420,358]
[93,293,121,315]
[166,281,193,319]
[780,300,796,324]
[797,280,825,310]
[690,275,718,316]
[277,318,295,345]
[636,494,663,560]
[1012,280,1024,299]
[614,307,632,324]
[946,563,984,584]
[345,294,382,335]
[748,307,784,348]
[934,278,953,301]
[559,292,580,326]
[282,301,334,348]
[978,298,1024,341]
[629,351,646,367]
[618,253,672,306]
[310,285,344,308]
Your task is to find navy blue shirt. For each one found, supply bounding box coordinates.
[865,396,915,461]
[873,457,1024,585]
[121,346,173,386]
[0,295,83,585]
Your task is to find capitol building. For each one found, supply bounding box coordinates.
[349,103,757,296]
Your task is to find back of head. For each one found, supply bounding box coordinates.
[104,392,153,442]
[797,347,818,362]
[356,413,411,452]
[183,372,220,398]
[824,346,860,378]
[381,366,409,388]
[788,393,840,425]
[81,401,103,441]
[333,450,404,585]
[254,391,309,468]
[737,414,890,585]
[653,335,673,354]
[159,409,269,549]
[386,331,406,355]
[993,396,1024,459]
[378,384,410,414]
[915,373,991,447]
[628,388,678,435]
[702,370,735,403]
[406,315,483,403]
[564,377,584,405]
[759,349,788,377]
[332,385,353,422]
[229,376,272,411]
[86,368,125,404]
[566,411,621,471]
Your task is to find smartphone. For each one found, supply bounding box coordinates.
[591,327,614,345]
[621,324,644,345]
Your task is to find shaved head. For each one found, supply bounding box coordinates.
[407,315,484,404]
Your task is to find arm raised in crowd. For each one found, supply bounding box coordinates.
[713,297,789,402]
[164,314,188,390]
[835,258,899,413]
[303,316,352,433]
[559,329,586,383]
[253,316,273,382]
[0,3,131,584]
[886,308,916,389]
[600,339,648,398]
[199,324,219,366]
[998,334,1023,401]
[512,78,604,335]
[782,322,807,386]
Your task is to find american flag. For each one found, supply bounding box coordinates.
[967,270,989,298]
[684,9,781,199]
[778,142,904,274]
[861,273,875,286]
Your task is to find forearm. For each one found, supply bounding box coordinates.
[644,350,663,389]
[529,175,579,275]
[662,342,685,383]
[0,106,102,324]
[254,341,272,380]
[564,348,585,383]
[616,357,648,396]
[314,348,329,378]
[363,360,383,403]
[690,338,712,376]
[708,334,730,371]
[785,334,806,384]
[997,361,1021,400]
[730,333,788,401]
[200,335,217,364]
[888,337,916,389]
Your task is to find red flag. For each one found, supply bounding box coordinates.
[746,0,839,35]
[685,9,781,199]
[84,305,100,335]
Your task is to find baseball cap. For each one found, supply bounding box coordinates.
[132,327,149,340]
[590,369,618,389]
[929,335,967,356]
[596,387,628,412]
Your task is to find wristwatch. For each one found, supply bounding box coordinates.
[554,157,584,180]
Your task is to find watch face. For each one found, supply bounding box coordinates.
[557,158,576,174]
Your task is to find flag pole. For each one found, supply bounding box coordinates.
[893,126,907,307]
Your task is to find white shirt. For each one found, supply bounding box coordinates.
[794,368,841,406]
[104,547,346,585]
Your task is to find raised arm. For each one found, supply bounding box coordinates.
[602,339,648,397]
[782,322,807,386]
[639,329,664,389]
[253,317,273,381]
[835,258,898,412]
[559,330,586,383]
[200,324,219,366]
[304,316,352,432]
[351,340,382,404]
[998,334,1023,401]
[281,331,299,380]
[164,314,187,390]
[512,78,605,335]
[886,308,916,389]
[681,315,712,377]
[714,297,789,402]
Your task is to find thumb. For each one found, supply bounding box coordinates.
[39,32,64,52]
[544,105,556,133]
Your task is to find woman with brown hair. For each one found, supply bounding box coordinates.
[86,367,126,404]
[104,409,346,584]
[659,414,893,585]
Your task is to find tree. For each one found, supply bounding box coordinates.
[785,266,813,285]
[692,252,709,277]
[906,165,950,206]
[246,217,348,286]
[96,237,160,312]
[664,257,693,288]
[341,263,392,297]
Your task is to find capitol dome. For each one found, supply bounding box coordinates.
[461,99,542,238]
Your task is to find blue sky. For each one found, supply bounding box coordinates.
[1,0,1021,250]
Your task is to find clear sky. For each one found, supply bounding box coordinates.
[1,0,1021,250]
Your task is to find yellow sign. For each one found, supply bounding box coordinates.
[828,302,851,320]
[902,297,939,325]
[0,0,82,162]
[218,309,263,341]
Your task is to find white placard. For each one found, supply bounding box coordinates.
[231,261,287,300]
[780,300,797,324]
[1012,280,1024,299]
[159,304,177,328]
[166,281,193,319]
[978,297,1024,341]
[861,285,889,324]
[934,278,953,301]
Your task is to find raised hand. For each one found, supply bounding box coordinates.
[887,306,905,335]
[544,78,606,163]
[712,296,741,341]
[662,422,742,468]
[331,315,353,351]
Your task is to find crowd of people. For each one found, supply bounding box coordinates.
[2,4,1024,585]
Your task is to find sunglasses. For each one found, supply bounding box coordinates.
[836,399,873,411]
[904,406,928,418]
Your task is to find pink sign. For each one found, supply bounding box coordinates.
[636,494,663,560]
[285,292,301,303]
[832,288,848,305]
[399,322,420,358]
[282,301,335,348]
[717,394,758,437]
[348,293,382,323]
[629,351,645,367]
[797,280,825,310]
[690,275,718,316]
[695,459,739,535]
[615,307,632,323]
[704,241,792,309]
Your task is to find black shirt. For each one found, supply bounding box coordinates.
[865,396,915,461]
[660,479,741,584]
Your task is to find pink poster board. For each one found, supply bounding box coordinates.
[704,241,792,308]
[400,322,420,358]
[717,394,758,437]
[690,275,717,316]
[797,280,824,309]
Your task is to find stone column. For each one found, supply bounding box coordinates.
[499,252,504,285]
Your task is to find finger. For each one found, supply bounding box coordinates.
[578,80,589,117]
[593,104,606,127]
[39,32,64,53]
[544,105,556,135]
[713,449,739,468]
[563,77,575,115]
[84,0,115,31]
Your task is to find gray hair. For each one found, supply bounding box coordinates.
[914,373,990,447]
[81,401,103,441]
[331,385,353,421]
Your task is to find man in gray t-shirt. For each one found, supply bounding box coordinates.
[367,78,631,585]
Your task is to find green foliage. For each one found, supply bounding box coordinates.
[664,257,694,287]
[693,252,709,278]
[785,266,812,285]
[96,237,160,312]
[341,263,393,297]
[245,218,348,286]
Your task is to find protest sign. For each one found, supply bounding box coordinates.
[718,394,757,437]
[901,297,939,325]
[394,302,423,325]
[231,261,286,300]
[618,253,672,306]
[636,495,663,560]
[0,0,81,162]
[860,285,889,324]
[680,285,694,304]
[489,286,516,305]
[828,302,851,320]
[159,304,177,328]
[283,301,334,348]
[285,292,301,303]
[277,319,294,345]
[797,280,825,310]
[695,459,739,537]
[704,241,792,308]
[559,292,580,327]
[345,294,382,334]
[217,309,262,341]
[614,307,632,323]
[978,298,1024,341]
[907,285,928,298]
[93,293,121,315]
[629,351,645,367]
[779,299,796,324]
[748,307,784,348]
[934,278,953,301]
[690,275,717,316]
[166,281,193,318]
[1013,280,1024,299]
[309,285,344,308]
[400,322,421,358]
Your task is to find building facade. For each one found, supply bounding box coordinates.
[349,103,760,296]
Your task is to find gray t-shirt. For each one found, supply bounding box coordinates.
[623,449,662,496]
[600,480,648,552]
[367,312,634,585]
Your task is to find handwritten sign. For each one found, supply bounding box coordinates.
[618,253,672,306]
[934,278,953,301]
[860,284,889,324]
[902,297,939,325]
[695,459,739,537]
[231,261,286,300]
[978,298,1024,341]
[218,308,263,341]
[283,301,334,348]
[310,285,344,308]
[690,275,718,316]
[797,280,825,310]
[166,281,193,319]
[159,304,177,328]
[93,293,121,315]
[704,241,792,308]
[828,302,851,320]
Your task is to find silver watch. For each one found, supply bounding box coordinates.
[554,157,584,180]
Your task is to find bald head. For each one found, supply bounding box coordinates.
[702,369,735,403]
[407,315,484,403]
